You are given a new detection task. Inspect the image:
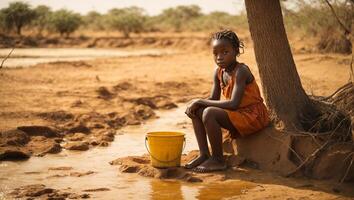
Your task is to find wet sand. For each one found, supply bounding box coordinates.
[0,48,174,68]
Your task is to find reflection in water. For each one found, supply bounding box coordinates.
[150,180,184,200]
[196,181,256,200]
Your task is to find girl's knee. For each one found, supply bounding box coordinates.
[195,107,205,119]
[202,107,217,123]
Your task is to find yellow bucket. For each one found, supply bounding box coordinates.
[145,131,185,168]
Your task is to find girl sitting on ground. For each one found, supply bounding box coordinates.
[184,29,270,173]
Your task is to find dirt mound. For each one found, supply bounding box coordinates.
[63,141,89,151]
[110,151,246,183]
[0,129,30,145]
[128,95,177,110]
[96,87,115,100]
[0,34,211,50]
[47,60,93,68]
[0,146,31,160]
[110,154,203,183]
[17,125,61,137]
[26,136,62,156]
[113,82,133,91]
[38,110,75,122]
[223,126,354,182]
[0,127,61,160]
[9,184,90,199]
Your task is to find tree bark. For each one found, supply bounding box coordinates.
[245,0,318,130]
[16,24,22,36]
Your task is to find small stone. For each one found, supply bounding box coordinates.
[64,141,89,151]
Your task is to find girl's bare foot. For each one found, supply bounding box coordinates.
[184,154,209,169]
[193,157,227,173]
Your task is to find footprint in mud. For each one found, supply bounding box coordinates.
[48,166,74,171]
[47,174,68,178]
[45,60,92,68]
[37,111,74,122]
[47,170,96,178]
[24,171,41,175]
[82,188,110,192]
[113,81,133,91]
[70,171,96,177]
[96,86,115,100]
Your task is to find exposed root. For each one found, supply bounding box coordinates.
[282,83,354,180]
[286,140,331,177]
[340,152,353,183]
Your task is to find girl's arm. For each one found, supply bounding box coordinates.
[198,66,249,110]
[185,68,221,117]
[207,67,221,100]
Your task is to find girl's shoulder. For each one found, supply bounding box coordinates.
[235,63,254,83]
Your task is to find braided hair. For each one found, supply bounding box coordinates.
[211,29,244,57]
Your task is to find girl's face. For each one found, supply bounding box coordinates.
[212,39,237,69]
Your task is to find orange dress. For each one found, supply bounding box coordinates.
[217,64,270,137]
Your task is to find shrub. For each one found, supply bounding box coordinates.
[1,1,36,35]
[106,7,145,38]
[49,9,82,37]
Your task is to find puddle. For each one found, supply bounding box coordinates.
[0,48,174,68]
[0,106,255,199]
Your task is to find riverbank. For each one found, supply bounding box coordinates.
[0,46,353,199]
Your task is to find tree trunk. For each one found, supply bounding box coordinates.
[16,24,22,36]
[245,0,318,130]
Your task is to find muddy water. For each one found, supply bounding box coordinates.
[0,106,255,199]
[0,48,174,68]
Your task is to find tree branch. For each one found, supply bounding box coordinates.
[324,0,351,35]
[0,47,15,69]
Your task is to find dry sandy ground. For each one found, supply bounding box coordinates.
[0,45,353,199]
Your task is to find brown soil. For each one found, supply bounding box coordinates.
[0,33,353,199]
[110,151,354,199]
[9,184,90,199]
[0,55,205,159]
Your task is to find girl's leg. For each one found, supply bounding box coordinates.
[194,106,237,172]
[185,107,210,169]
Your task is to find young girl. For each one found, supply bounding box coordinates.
[184,29,270,172]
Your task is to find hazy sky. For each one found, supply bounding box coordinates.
[0,0,246,15]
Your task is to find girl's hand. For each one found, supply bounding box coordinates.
[185,99,203,118]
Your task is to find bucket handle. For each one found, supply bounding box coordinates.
[145,136,186,163]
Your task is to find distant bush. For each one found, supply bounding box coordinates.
[0,0,351,55]
[105,7,145,38]
[32,5,51,36]
[283,0,353,53]
[0,10,8,34]
[49,9,82,37]
[0,2,248,36]
[1,1,36,35]
[157,5,202,32]
[82,11,105,31]
[185,11,248,32]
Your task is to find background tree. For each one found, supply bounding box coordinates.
[49,9,82,37]
[1,2,36,35]
[159,5,202,32]
[0,9,9,34]
[33,5,51,36]
[83,11,105,31]
[106,7,145,38]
